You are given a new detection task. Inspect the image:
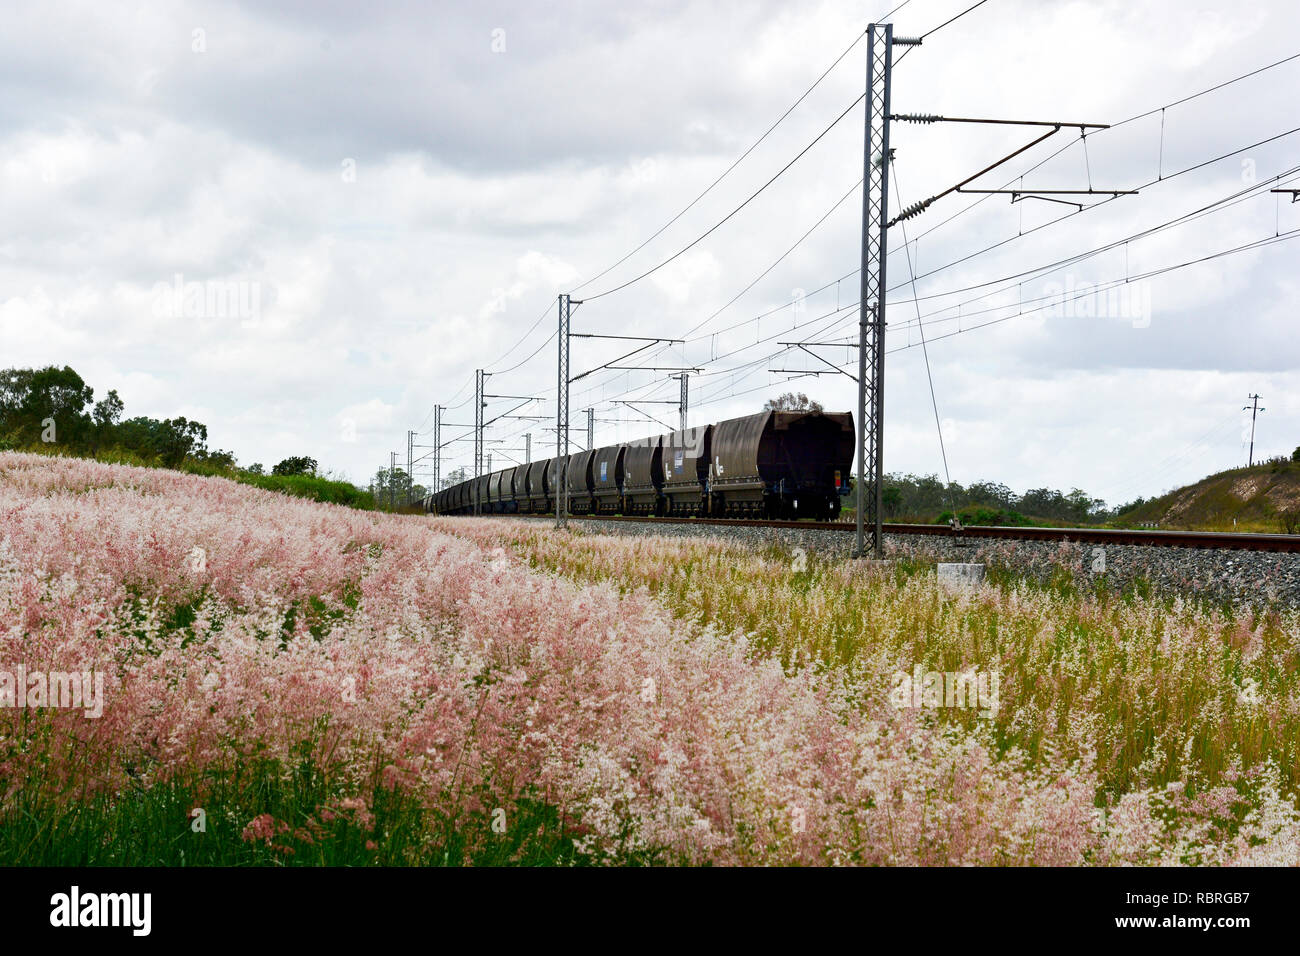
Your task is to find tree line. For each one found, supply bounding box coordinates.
[0,365,233,469]
[0,365,423,511]
[878,473,1115,525]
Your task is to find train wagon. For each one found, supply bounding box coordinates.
[425,405,854,522]
[591,444,626,514]
[473,473,491,513]
[709,409,854,518]
[503,466,521,513]
[622,435,663,515]
[543,457,563,513]
[661,424,712,516]
[564,450,596,514]
[517,461,539,513]
[485,468,505,513]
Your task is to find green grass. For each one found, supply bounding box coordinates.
[0,759,595,867]
[235,472,375,509]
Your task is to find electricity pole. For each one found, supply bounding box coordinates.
[586,407,595,451]
[389,451,397,511]
[672,372,689,431]
[433,405,442,490]
[557,297,678,529]
[406,429,414,506]
[474,368,485,515]
[557,294,575,528]
[857,23,911,559]
[525,432,531,465]
[1244,393,1266,466]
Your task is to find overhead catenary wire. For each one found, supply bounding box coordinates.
[579,91,867,302]
[452,158,1298,466]
[610,145,1300,406]
[893,163,956,514]
[455,44,1300,425]
[568,0,917,295]
[590,65,1300,393]
[431,39,1300,471]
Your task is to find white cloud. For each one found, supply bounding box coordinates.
[0,0,1296,499]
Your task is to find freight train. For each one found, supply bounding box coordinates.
[423,408,854,520]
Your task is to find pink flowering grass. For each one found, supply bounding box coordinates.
[2,452,1297,865]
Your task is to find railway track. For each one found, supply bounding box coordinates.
[543,514,1300,553]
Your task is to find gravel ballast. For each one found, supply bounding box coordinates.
[509,516,1300,610]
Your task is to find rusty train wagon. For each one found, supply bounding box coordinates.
[709,409,854,519]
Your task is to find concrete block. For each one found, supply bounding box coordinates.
[937,563,985,590]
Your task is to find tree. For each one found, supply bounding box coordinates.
[194,447,238,470]
[155,417,208,467]
[246,462,265,475]
[92,389,124,429]
[0,365,94,445]
[1293,446,1300,462]
[372,466,415,510]
[763,392,824,413]
[881,485,903,517]
[966,480,1016,510]
[90,388,124,452]
[272,456,318,476]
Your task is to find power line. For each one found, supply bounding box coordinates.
[922,0,992,39]
[580,92,867,301]
[589,85,1300,394]
[568,4,915,295]
[893,163,955,515]
[443,37,1300,434]
[589,147,1300,410]
[429,42,1300,460]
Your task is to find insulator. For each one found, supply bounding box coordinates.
[893,113,941,125]
[897,199,932,222]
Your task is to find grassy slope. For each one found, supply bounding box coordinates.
[16,443,377,510]
[1116,459,1300,533]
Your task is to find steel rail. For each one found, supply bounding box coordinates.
[487,514,1300,553]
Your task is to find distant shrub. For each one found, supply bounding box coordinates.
[272,456,318,477]
[935,506,1038,527]
[238,472,372,509]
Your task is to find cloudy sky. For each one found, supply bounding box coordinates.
[4,0,1298,504]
